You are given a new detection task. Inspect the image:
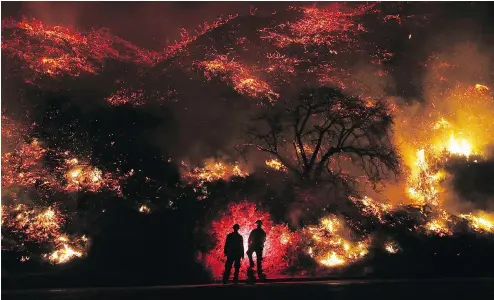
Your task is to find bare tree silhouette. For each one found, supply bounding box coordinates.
[240,87,400,192]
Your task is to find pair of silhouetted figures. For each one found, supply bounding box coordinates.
[223,220,266,284]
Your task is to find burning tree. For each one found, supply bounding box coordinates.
[242,87,400,191]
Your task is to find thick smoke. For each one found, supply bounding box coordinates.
[382,28,494,212]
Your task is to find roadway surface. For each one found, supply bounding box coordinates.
[3,278,494,300]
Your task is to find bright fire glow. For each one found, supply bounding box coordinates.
[3,203,89,264]
[445,134,472,157]
[303,215,369,268]
[2,18,160,80]
[259,4,376,48]
[349,196,394,223]
[265,159,287,172]
[182,159,248,199]
[139,205,151,214]
[460,212,494,233]
[198,55,279,102]
[2,204,64,243]
[45,235,88,264]
[200,202,296,279]
[406,149,443,206]
[384,241,399,254]
[424,217,452,237]
[61,157,127,195]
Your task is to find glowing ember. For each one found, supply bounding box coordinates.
[61,157,126,195]
[45,235,88,264]
[1,138,57,189]
[182,159,248,197]
[106,88,146,106]
[260,4,376,49]
[384,241,399,254]
[1,120,129,197]
[26,206,64,242]
[475,84,489,92]
[265,159,287,172]
[200,202,295,279]
[197,55,279,102]
[350,196,394,223]
[460,212,494,233]
[139,205,151,214]
[2,18,160,80]
[303,215,369,268]
[424,218,452,237]
[164,14,238,58]
[2,204,65,243]
[320,252,346,267]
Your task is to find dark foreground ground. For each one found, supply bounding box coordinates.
[3,278,494,300]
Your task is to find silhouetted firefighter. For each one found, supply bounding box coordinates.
[223,224,244,284]
[247,220,266,280]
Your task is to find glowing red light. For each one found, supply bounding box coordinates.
[201,202,296,279]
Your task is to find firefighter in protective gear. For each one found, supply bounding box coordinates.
[223,224,244,283]
[247,220,266,278]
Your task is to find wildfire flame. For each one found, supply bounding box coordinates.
[350,196,394,223]
[2,18,160,80]
[260,4,376,49]
[45,235,88,264]
[181,159,249,200]
[2,203,89,264]
[424,217,453,237]
[265,159,287,172]
[198,55,279,102]
[406,149,444,206]
[303,215,369,268]
[139,205,151,214]
[460,212,494,233]
[384,241,400,254]
[1,117,130,263]
[182,160,247,183]
[61,157,127,195]
[2,204,65,242]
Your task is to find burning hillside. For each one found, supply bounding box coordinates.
[1,18,160,80]
[1,114,131,264]
[2,2,494,281]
